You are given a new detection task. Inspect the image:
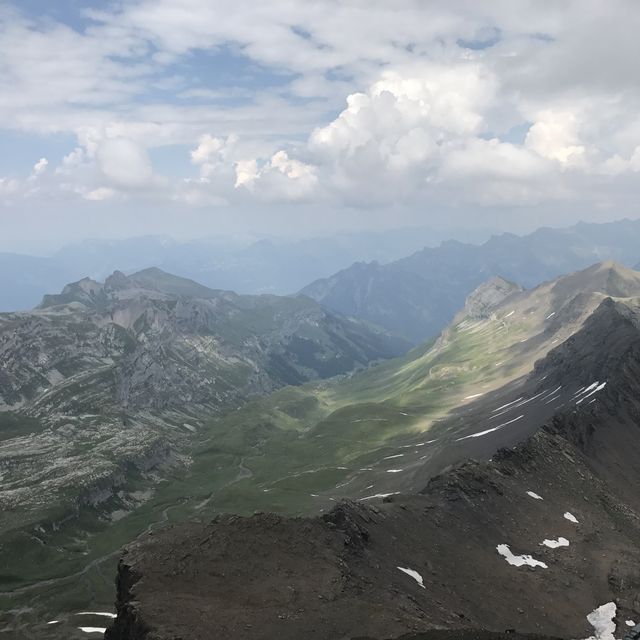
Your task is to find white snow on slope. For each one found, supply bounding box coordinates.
[360,492,399,501]
[575,382,599,397]
[496,544,547,569]
[397,566,425,588]
[576,382,607,404]
[626,620,636,627]
[541,537,569,548]
[490,390,548,419]
[564,512,579,524]
[526,491,543,500]
[79,629,107,635]
[491,397,523,413]
[383,454,404,460]
[456,415,524,441]
[77,612,117,618]
[546,312,556,319]
[585,602,617,640]
[386,469,403,473]
[464,393,484,399]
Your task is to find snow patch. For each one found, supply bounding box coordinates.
[491,397,523,413]
[564,512,579,524]
[541,537,569,548]
[546,312,556,319]
[386,469,403,473]
[383,454,404,460]
[78,629,107,635]
[359,492,399,501]
[526,491,543,500]
[456,415,524,441]
[576,382,607,404]
[464,393,484,400]
[77,612,117,618]
[585,602,617,640]
[504,310,515,318]
[626,621,636,627]
[397,566,425,588]
[496,544,547,569]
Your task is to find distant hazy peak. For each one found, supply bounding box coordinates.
[463,276,523,319]
[38,276,106,309]
[61,276,103,295]
[39,267,227,309]
[551,260,640,300]
[125,267,222,299]
[104,270,130,290]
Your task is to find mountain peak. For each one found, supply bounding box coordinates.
[104,270,130,290]
[552,260,640,300]
[463,275,523,319]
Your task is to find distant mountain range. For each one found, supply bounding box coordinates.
[301,218,640,343]
[0,226,482,312]
[104,261,640,639]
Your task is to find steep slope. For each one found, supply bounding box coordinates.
[174,261,639,519]
[0,269,408,633]
[105,294,640,640]
[301,218,640,342]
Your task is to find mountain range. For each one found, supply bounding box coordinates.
[4,258,640,639]
[301,218,640,342]
[0,226,474,312]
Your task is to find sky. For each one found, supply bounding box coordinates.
[1,0,640,252]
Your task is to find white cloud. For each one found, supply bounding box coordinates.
[84,187,116,201]
[525,111,586,165]
[95,137,153,189]
[31,157,48,176]
[234,159,258,188]
[236,151,318,201]
[0,177,19,196]
[2,0,640,227]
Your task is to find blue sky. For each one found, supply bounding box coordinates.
[1,0,640,252]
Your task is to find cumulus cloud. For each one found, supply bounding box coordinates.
[31,157,48,176]
[234,151,318,201]
[95,138,154,189]
[2,0,640,228]
[525,111,586,166]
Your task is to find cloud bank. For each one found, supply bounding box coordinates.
[1,0,640,240]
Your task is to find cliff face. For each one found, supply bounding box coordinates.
[105,300,640,640]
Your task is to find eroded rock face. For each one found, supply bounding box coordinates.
[105,299,640,640]
[462,276,523,320]
[0,268,408,588]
